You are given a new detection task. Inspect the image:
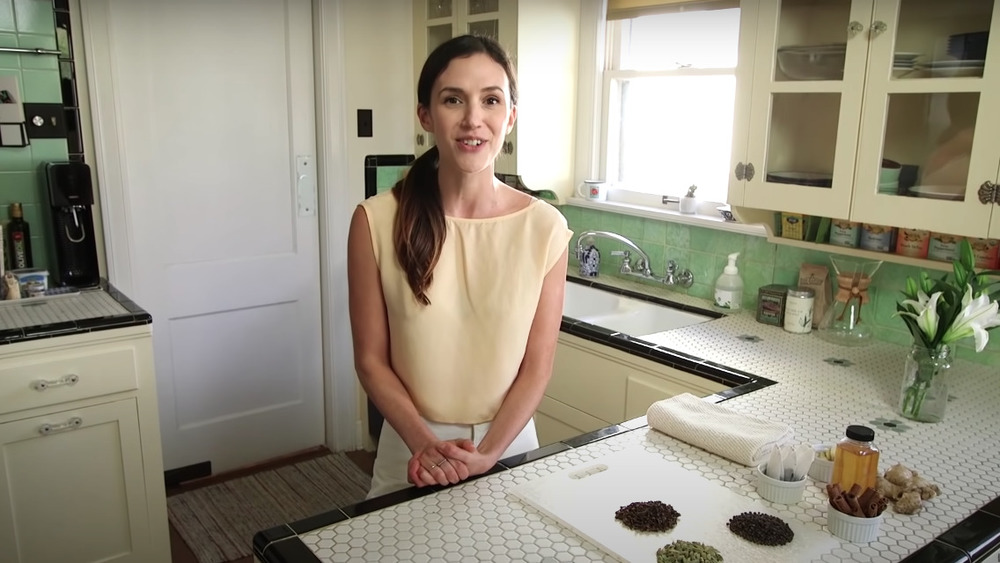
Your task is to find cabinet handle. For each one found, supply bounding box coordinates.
[503,141,513,154]
[30,374,80,391]
[416,133,425,147]
[848,21,864,37]
[745,163,755,181]
[38,417,83,436]
[734,162,745,181]
[979,181,999,205]
[870,21,887,37]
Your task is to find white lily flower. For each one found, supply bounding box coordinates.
[899,290,942,342]
[942,285,1000,352]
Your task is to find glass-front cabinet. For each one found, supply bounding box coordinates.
[730,0,1000,240]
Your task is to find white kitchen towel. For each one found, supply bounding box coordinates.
[646,393,794,467]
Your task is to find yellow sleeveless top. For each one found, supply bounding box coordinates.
[361,191,573,424]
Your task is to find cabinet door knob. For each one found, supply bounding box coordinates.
[416,133,425,146]
[979,181,999,205]
[38,417,83,436]
[848,21,865,37]
[745,163,755,181]
[870,21,888,37]
[734,162,745,181]
[30,374,80,391]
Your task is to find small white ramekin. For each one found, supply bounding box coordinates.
[826,503,882,543]
[755,464,806,504]
[809,444,835,483]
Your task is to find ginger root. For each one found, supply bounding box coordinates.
[884,463,914,487]
[895,491,923,515]
[879,463,942,514]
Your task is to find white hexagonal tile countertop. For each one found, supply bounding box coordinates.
[258,296,1000,563]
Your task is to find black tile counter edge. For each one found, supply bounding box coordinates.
[936,510,1000,562]
[0,280,152,346]
[898,540,971,563]
[252,533,323,563]
[559,318,776,395]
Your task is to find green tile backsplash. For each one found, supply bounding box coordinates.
[0,0,66,273]
[561,205,1000,367]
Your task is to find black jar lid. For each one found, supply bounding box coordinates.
[846,425,875,442]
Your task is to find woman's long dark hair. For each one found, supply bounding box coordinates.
[393,35,518,305]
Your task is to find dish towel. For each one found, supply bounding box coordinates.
[646,393,794,467]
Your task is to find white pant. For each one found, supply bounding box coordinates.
[367,417,538,499]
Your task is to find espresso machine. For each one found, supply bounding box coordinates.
[45,162,100,288]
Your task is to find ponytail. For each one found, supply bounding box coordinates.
[392,147,445,306]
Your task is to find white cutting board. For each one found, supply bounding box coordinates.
[510,451,840,562]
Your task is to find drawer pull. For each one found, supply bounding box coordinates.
[38,417,83,435]
[30,374,80,391]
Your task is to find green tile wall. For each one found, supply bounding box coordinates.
[560,205,1000,367]
[0,0,63,272]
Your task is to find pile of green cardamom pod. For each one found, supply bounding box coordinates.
[655,540,724,563]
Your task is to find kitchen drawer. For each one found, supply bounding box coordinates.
[0,343,139,415]
[535,395,609,446]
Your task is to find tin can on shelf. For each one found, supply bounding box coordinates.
[829,220,861,248]
[928,233,961,262]
[784,287,816,334]
[859,224,895,253]
[895,228,930,258]
[756,284,789,326]
[967,238,1000,268]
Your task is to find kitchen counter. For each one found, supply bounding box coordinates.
[253,281,1000,562]
[0,281,151,344]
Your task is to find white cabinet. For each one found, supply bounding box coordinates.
[536,332,727,446]
[411,0,581,200]
[0,326,169,563]
[729,0,1000,239]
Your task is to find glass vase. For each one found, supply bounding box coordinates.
[898,344,952,423]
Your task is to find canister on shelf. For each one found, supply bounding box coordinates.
[756,284,789,326]
[829,220,861,248]
[784,287,815,334]
[895,228,930,258]
[928,233,961,262]
[859,224,895,253]
[967,238,1000,268]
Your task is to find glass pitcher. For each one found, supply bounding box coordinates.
[816,257,883,346]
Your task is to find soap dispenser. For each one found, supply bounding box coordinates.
[714,252,744,311]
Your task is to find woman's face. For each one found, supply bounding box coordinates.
[418,53,516,175]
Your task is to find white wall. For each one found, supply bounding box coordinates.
[317,0,414,451]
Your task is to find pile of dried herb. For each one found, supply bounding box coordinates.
[655,540,723,563]
[614,500,681,533]
[726,511,794,546]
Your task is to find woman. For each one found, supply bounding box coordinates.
[347,35,573,498]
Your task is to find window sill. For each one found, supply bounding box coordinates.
[566,196,767,237]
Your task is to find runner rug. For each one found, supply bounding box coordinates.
[167,452,371,563]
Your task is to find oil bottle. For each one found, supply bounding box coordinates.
[831,425,880,491]
[8,203,33,269]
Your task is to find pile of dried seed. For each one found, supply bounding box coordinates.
[655,540,723,563]
[614,500,680,532]
[726,511,794,546]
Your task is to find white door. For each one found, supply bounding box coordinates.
[81,0,324,473]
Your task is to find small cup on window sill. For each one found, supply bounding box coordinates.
[679,196,698,214]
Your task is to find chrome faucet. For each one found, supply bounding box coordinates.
[574,229,694,288]
[575,230,652,277]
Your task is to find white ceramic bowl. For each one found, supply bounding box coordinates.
[776,47,846,80]
[826,503,882,543]
[755,464,806,504]
[809,444,836,482]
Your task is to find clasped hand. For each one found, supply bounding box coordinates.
[407,439,496,488]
